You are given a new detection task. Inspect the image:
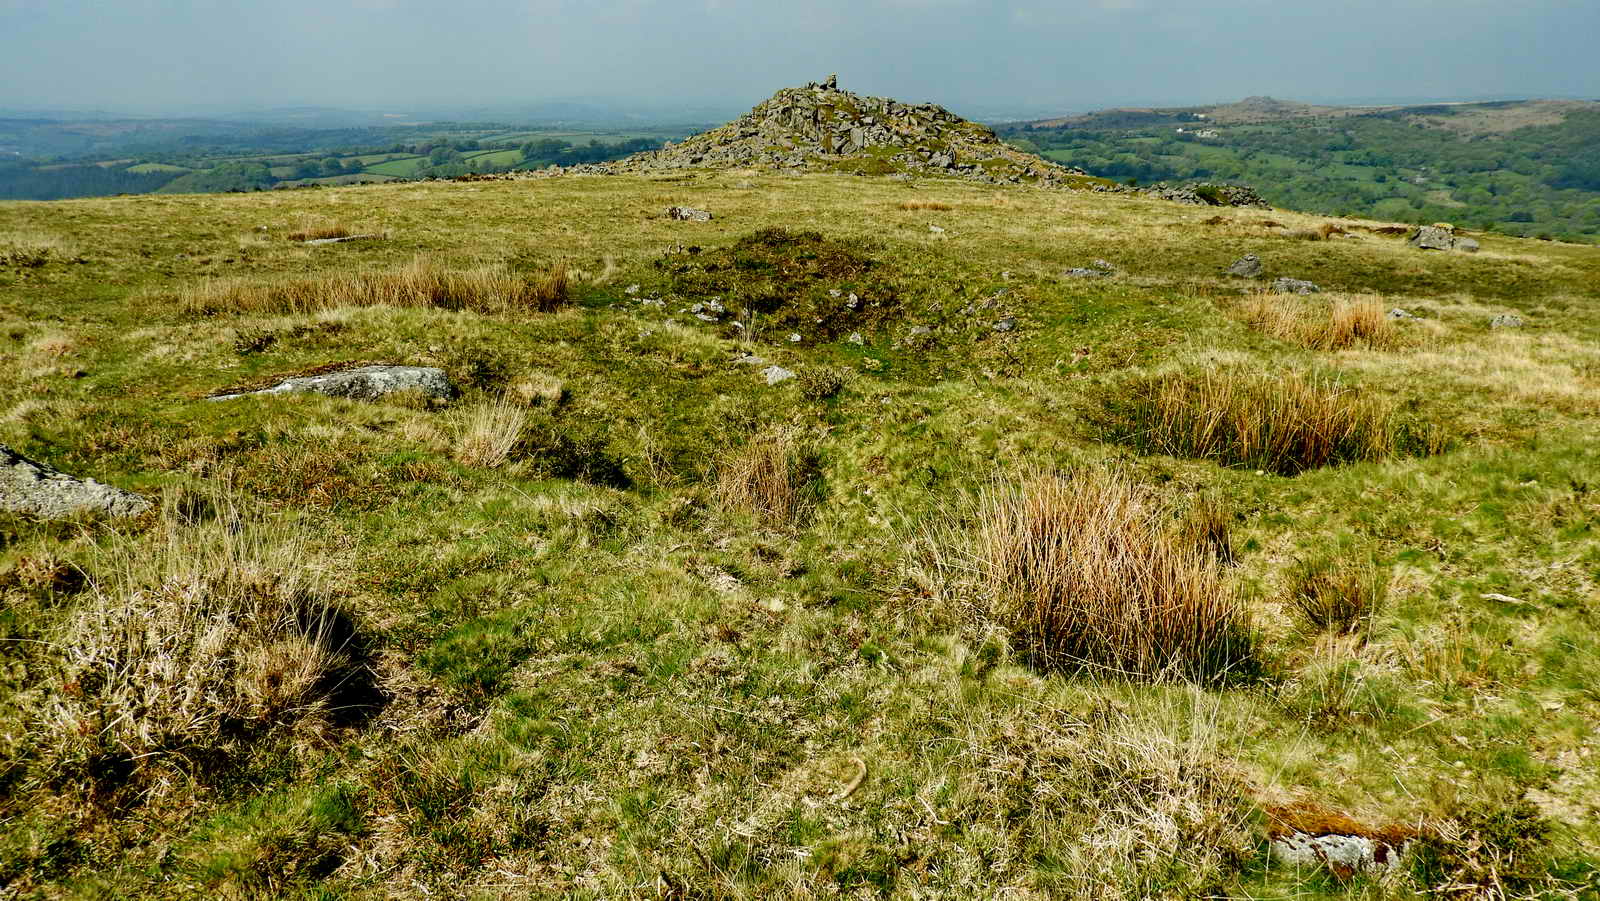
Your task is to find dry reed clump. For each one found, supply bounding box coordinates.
[1104,369,1399,475]
[713,427,820,525]
[1176,492,1237,566]
[39,494,356,777]
[898,201,953,212]
[1287,555,1388,635]
[956,469,1253,683]
[1237,294,1403,351]
[454,397,527,468]
[286,222,352,242]
[178,256,568,316]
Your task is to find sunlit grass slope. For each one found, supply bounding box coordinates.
[2,170,1598,899]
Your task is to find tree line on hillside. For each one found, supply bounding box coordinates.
[0,135,665,199]
[1001,108,1600,241]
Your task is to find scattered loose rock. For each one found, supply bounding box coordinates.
[763,365,796,385]
[993,317,1017,333]
[1388,308,1416,320]
[1226,254,1264,278]
[1455,236,1480,253]
[1490,313,1526,329]
[1,443,151,519]
[1272,277,1321,295]
[211,365,458,402]
[1066,260,1116,278]
[667,206,713,222]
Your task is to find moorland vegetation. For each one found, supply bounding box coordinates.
[1,86,1599,899]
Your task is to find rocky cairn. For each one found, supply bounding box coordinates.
[579,74,1092,188]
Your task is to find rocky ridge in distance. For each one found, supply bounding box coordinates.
[565,74,1101,188]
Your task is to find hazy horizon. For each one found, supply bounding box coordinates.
[3,0,1599,122]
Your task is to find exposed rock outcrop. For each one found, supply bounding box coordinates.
[566,76,1096,188]
[667,206,713,222]
[1271,832,1406,875]
[1408,224,1481,252]
[1409,225,1456,250]
[1226,254,1264,278]
[1,443,151,519]
[211,365,458,403]
[1142,182,1271,209]
[1272,277,1321,295]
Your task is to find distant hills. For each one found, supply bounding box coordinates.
[1002,98,1600,241]
[4,90,1598,242]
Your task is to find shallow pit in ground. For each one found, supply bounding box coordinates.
[645,228,905,344]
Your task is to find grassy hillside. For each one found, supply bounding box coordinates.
[1003,100,1600,243]
[2,172,1598,898]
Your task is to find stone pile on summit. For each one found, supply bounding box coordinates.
[581,75,1094,187]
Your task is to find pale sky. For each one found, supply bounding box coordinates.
[3,0,1597,118]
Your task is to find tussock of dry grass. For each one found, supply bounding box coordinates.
[40,494,352,772]
[0,231,72,268]
[956,691,1257,897]
[713,427,818,525]
[454,397,526,468]
[1238,294,1404,351]
[950,469,1252,682]
[286,222,352,242]
[178,256,568,316]
[1106,369,1399,475]
[898,200,953,211]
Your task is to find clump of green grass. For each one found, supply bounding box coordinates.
[1103,369,1401,475]
[951,469,1253,683]
[1287,554,1388,635]
[713,426,820,525]
[178,256,568,316]
[797,365,849,401]
[1237,294,1404,351]
[36,493,358,785]
[231,326,277,355]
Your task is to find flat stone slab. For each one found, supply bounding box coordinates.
[666,206,713,222]
[302,233,383,246]
[211,365,457,402]
[1271,831,1405,875]
[1,443,151,519]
